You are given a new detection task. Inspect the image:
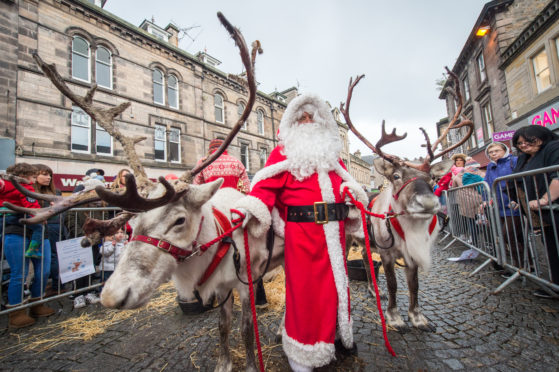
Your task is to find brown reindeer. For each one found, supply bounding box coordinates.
[340,69,473,331]
[5,13,282,372]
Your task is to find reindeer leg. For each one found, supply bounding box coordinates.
[275,311,285,343]
[241,290,258,372]
[362,248,385,299]
[405,266,434,332]
[215,294,233,372]
[383,258,407,332]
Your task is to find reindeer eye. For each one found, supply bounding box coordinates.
[393,174,401,180]
[174,217,186,226]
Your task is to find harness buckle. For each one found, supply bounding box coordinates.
[314,201,329,224]
[156,239,169,249]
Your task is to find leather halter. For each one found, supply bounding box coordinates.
[130,235,194,262]
[393,177,417,201]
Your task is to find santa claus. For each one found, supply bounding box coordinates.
[235,94,367,371]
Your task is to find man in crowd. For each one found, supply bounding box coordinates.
[234,94,367,371]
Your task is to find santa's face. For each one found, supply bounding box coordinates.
[297,112,314,124]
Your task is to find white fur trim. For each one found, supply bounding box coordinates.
[278,94,338,139]
[251,160,290,187]
[271,207,285,238]
[234,195,271,238]
[317,170,353,348]
[282,327,335,368]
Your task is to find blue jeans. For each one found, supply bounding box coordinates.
[4,234,51,305]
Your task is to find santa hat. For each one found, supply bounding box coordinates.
[208,138,224,153]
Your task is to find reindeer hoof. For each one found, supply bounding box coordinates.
[416,323,436,332]
[275,333,282,343]
[394,324,410,334]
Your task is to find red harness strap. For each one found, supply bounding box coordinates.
[388,204,438,241]
[197,207,233,286]
[130,235,193,261]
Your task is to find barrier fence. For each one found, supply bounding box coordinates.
[1,207,122,315]
[444,164,559,296]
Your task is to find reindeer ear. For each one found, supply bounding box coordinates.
[430,159,453,178]
[373,158,393,176]
[185,178,224,208]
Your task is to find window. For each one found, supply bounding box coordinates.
[214,93,224,123]
[72,36,90,82]
[153,69,165,105]
[167,75,178,109]
[238,102,247,130]
[154,125,181,162]
[462,75,470,101]
[96,125,112,155]
[259,147,268,169]
[257,110,264,135]
[95,46,112,89]
[532,49,551,93]
[168,127,180,163]
[477,53,486,82]
[240,142,249,171]
[154,125,166,161]
[71,106,91,152]
[482,102,494,142]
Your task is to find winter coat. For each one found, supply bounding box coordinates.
[452,172,483,219]
[484,154,518,217]
[99,240,126,271]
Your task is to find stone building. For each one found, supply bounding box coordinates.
[0,0,290,190]
[501,0,559,134]
[439,0,551,165]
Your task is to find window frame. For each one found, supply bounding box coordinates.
[462,74,470,102]
[240,142,250,171]
[154,124,167,162]
[71,36,91,83]
[532,48,551,94]
[257,110,264,135]
[214,93,225,123]
[238,102,247,130]
[168,127,181,163]
[477,52,486,83]
[481,101,494,143]
[153,68,165,105]
[167,74,179,109]
[259,147,268,169]
[95,123,113,156]
[95,46,113,90]
[71,106,91,153]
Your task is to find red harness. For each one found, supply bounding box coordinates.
[368,195,437,241]
[130,207,233,285]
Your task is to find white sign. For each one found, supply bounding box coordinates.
[56,237,96,284]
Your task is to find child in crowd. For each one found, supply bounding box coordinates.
[99,228,127,283]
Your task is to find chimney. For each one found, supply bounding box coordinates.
[165,23,179,47]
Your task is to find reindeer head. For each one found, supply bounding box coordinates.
[340,70,472,217]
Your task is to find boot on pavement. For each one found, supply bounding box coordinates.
[7,305,36,328]
[29,298,55,317]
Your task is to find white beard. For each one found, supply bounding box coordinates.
[281,122,342,181]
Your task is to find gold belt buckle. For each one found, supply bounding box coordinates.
[314,201,328,224]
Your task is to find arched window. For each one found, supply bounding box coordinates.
[238,102,247,130]
[153,68,165,105]
[72,36,90,82]
[167,74,178,109]
[95,46,112,89]
[257,110,264,135]
[214,93,224,123]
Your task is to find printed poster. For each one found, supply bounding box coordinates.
[56,237,96,284]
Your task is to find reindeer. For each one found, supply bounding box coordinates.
[339,69,473,331]
[4,13,283,372]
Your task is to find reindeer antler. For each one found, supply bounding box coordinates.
[181,12,262,182]
[340,75,407,164]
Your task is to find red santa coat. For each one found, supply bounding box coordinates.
[242,145,358,367]
[192,150,250,193]
[0,180,40,209]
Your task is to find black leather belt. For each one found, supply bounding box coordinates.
[287,202,349,224]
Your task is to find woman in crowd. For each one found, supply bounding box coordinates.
[511,125,559,298]
[483,143,523,271]
[33,164,69,296]
[1,163,54,328]
[111,168,130,189]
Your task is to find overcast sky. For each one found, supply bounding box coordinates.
[104,0,489,160]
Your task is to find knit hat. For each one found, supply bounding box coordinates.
[208,139,224,153]
[464,158,481,171]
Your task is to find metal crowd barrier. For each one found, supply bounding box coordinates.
[442,164,559,296]
[1,207,122,315]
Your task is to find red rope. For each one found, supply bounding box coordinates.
[231,210,265,372]
[342,188,397,357]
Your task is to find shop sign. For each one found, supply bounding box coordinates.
[492,130,515,142]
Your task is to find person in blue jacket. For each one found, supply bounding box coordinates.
[483,142,523,269]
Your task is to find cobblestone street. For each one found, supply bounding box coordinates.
[1,238,558,371]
